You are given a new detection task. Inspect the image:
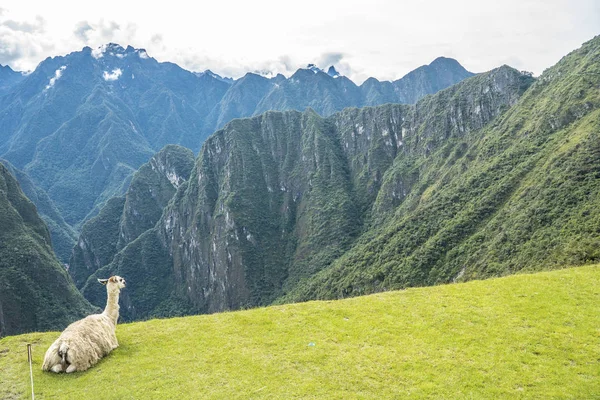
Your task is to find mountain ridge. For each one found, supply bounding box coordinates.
[0,43,473,239]
[75,35,600,320]
[77,64,528,321]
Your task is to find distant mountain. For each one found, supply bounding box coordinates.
[0,159,76,262]
[0,43,474,245]
[219,58,474,128]
[78,64,531,321]
[392,56,477,104]
[0,64,25,96]
[0,43,230,229]
[79,37,600,322]
[70,145,194,289]
[0,162,93,336]
[194,70,234,84]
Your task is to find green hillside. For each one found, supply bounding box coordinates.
[1,265,598,399]
[284,35,600,302]
[0,163,94,337]
[82,64,527,322]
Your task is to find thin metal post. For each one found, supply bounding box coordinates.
[27,344,35,400]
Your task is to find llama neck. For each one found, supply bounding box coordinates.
[103,290,120,325]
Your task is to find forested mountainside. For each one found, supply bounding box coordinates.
[70,145,195,289]
[0,65,25,97]
[285,36,600,301]
[78,61,533,320]
[0,44,471,255]
[0,163,93,337]
[0,159,77,261]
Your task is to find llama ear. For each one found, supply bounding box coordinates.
[97,278,109,285]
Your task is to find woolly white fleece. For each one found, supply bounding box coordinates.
[42,276,125,373]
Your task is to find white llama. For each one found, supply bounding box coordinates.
[42,276,126,373]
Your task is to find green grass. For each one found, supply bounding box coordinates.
[1,265,598,399]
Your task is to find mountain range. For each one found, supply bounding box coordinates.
[74,36,600,322]
[2,36,598,336]
[75,63,532,320]
[0,44,473,261]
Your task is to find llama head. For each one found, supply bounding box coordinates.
[98,276,126,291]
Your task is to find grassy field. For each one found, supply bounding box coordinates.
[1,265,598,399]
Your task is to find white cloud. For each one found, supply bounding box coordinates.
[0,0,599,82]
[103,68,122,81]
[91,43,107,59]
[45,65,66,90]
[0,12,53,69]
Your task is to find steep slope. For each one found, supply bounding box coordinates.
[285,36,600,301]
[0,64,25,96]
[0,163,93,337]
[251,58,474,118]
[254,68,363,117]
[0,44,229,227]
[390,56,477,104]
[0,45,471,235]
[81,65,527,321]
[0,159,77,262]
[1,266,598,398]
[70,145,194,289]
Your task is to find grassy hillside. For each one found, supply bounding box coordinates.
[1,265,598,399]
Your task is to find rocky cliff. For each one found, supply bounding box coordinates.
[70,145,195,289]
[81,65,529,320]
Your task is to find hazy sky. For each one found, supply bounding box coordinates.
[0,0,598,83]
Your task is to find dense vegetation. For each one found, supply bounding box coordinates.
[81,64,529,321]
[284,35,600,301]
[0,163,93,337]
[70,145,195,289]
[1,266,598,398]
[0,44,467,240]
[0,159,77,261]
[76,37,600,322]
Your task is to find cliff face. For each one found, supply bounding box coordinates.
[117,144,195,249]
[285,37,600,301]
[0,44,470,238]
[0,159,77,262]
[0,163,93,337]
[69,145,194,289]
[82,65,529,321]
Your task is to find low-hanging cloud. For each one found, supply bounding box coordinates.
[0,13,53,69]
[103,68,122,81]
[45,65,66,90]
[73,21,93,42]
[72,19,138,48]
[3,15,45,33]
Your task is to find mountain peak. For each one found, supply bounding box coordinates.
[306,64,322,74]
[428,56,468,71]
[327,66,341,78]
[89,43,151,60]
[195,69,234,84]
[1,64,15,73]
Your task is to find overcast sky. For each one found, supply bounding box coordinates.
[0,1,598,84]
